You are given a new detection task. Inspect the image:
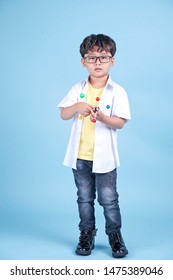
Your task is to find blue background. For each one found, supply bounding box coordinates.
[0,0,173,260]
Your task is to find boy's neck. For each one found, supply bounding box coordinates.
[89,75,109,89]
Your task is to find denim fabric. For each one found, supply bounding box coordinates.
[72,159,122,235]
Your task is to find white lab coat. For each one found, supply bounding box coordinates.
[58,76,131,173]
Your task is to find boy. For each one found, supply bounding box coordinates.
[58,34,131,258]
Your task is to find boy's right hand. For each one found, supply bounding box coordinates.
[76,102,94,117]
[60,102,94,120]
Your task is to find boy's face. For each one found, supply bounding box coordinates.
[81,48,114,79]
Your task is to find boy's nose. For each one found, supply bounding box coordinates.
[95,57,101,64]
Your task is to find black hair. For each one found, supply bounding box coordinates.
[80,34,116,58]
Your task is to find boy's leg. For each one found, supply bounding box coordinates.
[72,159,97,255]
[96,168,121,233]
[72,159,96,231]
[96,168,128,258]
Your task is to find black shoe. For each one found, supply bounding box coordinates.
[109,230,128,258]
[75,229,97,256]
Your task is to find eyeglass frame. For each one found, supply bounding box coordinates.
[84,55,113,64]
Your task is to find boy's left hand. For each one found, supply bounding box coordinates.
[90,108,104,122]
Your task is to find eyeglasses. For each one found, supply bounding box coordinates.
[84,55,113,64]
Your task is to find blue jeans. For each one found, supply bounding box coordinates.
[72,159,122,235]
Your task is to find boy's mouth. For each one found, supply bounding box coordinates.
[95,68,102,71]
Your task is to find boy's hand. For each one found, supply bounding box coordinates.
[90,108,104,122]
[90,107,126,129]
[95,108,104,121]
[90,109,97,122]
[77,102,94,117]
[61,102,94,120]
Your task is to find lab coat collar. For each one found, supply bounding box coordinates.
[82,75,114,88]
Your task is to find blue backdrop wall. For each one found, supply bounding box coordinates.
[0,0,173,259]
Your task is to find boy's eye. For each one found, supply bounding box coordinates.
[88,57,95,61]
[100,56,107,61]
[84,56,112,63]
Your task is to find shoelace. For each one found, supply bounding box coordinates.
[79,232,93,246]
[110,232,123,246]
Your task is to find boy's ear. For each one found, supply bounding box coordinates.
[111,57,115,67]
[81,58,86,67]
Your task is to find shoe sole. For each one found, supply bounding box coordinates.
[112,249,128,258]
[75,244,94,256]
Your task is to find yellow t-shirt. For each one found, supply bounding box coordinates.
[77,83,104,160]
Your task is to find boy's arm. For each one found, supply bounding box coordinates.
[99,115,126,129]
[60,102,94,120]
[90,109,126,129]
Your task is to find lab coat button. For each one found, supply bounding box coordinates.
[80,93,85,98]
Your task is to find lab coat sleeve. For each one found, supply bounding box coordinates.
[112,86,131,121]
[57,84,79,108]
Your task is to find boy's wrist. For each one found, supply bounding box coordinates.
[75,102,83,114]
[96,110,104,122]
